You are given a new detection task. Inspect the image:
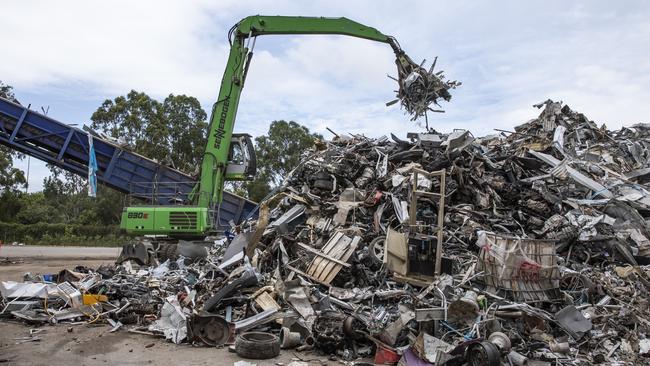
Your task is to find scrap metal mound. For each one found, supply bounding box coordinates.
[3,100,650,365]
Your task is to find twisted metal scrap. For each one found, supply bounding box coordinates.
[388,55,461,124]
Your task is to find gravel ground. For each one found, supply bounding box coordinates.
[0,247,332,366]
[0,320,328,366]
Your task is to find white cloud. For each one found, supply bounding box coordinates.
[2,0,650,191]
[0,0,236,100]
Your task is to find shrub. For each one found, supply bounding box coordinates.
[0,222,125,247]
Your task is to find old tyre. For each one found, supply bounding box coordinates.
[235,332,280,359]
[157,243,178,262]
[560,272,595,302]
[466,341,500,366]
[189,314,230,346]
[369,236,386,263]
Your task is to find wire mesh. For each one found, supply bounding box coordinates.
[475,231,561,302]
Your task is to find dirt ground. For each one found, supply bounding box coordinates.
[0,258,113,282]
[0,248,332,366]
[0,320,330,366]
[0,245,119,282]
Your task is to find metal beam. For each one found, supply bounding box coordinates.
[9,107,28,142]
[57,129,75,160]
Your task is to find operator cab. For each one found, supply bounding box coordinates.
[225,133,257,180]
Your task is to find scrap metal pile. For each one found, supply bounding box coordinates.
[3,100,650,365]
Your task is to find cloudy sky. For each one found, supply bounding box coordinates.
[2,0,650,191]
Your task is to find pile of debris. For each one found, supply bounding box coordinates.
[3,100,650,365]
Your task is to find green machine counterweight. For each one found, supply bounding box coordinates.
[121,15,416,237]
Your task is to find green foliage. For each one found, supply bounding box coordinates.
[90,90,208,173]
[255,121,323,184]
[0,81,26,194]
[43,167,86,197]
[15,192,62,224]
[0,178,125,245]
[0,146,26,193]
[244,120,322,200]
[0,81,27,222]
[245,178,272,202]
[39,174,125,226]
[0,222,124,246]
[0,190,24,222]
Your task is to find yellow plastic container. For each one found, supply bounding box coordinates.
[82,294,108,305]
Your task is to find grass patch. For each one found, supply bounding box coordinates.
[0,222,126,247]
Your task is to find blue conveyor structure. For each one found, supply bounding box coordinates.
[0,96,256,228]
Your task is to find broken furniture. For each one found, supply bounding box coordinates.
[385,168,450,285]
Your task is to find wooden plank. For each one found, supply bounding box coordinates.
[295,242,351,268]
[410,168,445,177]
[322,236,360,284]
[307,232,343,276]
[287,264,330,287]
[393,273,434,287]
[322,231,344,252]
[308,232,346,278]
[245,203,270,258]
[255,292,280,311]
[409,172,418,226]
[319,236,357,282]
[311,235,350,280]
[414,191,441,198]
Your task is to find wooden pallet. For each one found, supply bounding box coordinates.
[306,232,360,284]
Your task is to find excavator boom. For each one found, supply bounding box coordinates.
[122,15,431,237]
[196,16,407,208]
[236,16,396,44]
